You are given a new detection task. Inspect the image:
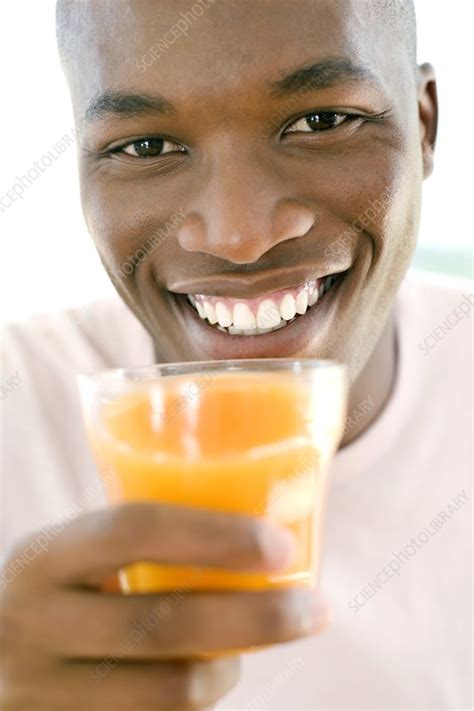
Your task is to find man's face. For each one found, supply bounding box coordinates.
[66,0,434,375]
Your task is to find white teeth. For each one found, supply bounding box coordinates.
[308,287,319,306]
[215,302,233,327]
[270,319,288,332]
[203,301,218,324]
[280,293,296,321]
[256,327,274,334]
[196,301,206,319]
[257,299,281,329]
[295,290,308,315]
[233,302,257,330]
[256,319,287,335]
[189,272,344,334]
[222,319,287,336]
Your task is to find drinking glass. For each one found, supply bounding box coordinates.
[78,358,347,594]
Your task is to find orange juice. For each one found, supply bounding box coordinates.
[84,369,345,593]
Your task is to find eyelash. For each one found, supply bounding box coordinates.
[108,137,185,160]
[107,110,372,161]
[282,111,361,135]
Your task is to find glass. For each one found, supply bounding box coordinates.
[78,358,347,594]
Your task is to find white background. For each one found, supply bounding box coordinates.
[0,0,472,324]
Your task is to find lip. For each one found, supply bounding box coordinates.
[167,263,352,299]
[170,269,351,359]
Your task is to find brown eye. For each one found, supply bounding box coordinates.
[121,138,184,158]
[285,112,348,133]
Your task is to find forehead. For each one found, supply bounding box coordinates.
[65,0,408,113]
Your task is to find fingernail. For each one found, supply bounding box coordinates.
[312,593,333,632]
[261,524,297,571]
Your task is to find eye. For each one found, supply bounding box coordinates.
[284,112,352,134]
[119,137,185,158]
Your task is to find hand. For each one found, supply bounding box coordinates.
[0,503,330,710]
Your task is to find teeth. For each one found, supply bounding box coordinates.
[256,319,287,335]
[233,302,257,330]
[269,319,287,332]
[280,293,296,321]
[257,299,281,329]
[228,325,245,335]
[256,327,274,335]
[203,301,218,324]
[308,285,319,307]
[295,290,308,315]
[187,272,344,335]
[196,301,207,319]
[215,302,233,327]
[226,318,287,336]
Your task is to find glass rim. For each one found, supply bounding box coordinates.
[77,357,346,387]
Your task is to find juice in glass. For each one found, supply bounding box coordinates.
[78,359,347,593]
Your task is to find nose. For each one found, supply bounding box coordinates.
[175,159,316,264]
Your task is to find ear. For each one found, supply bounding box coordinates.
[417,63,438,180]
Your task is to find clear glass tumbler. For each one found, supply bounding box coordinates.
[78,358,347,594]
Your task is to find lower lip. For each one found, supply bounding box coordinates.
[171,273,350,359]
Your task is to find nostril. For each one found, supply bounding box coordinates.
[176,202,315,263]
[176,212,206,252]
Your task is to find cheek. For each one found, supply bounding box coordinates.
[297,132,422,267]
[79,174,173,273]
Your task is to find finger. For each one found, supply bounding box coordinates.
[10,503,295,588]
[37,587,329,658]
[4,656,240,711]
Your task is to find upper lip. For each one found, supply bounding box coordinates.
[167,264,350,299]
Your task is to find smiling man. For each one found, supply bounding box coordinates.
[0,0,472,709]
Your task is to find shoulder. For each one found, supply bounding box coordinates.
[1,298,153,376]
[402,268,473,309]
[399,269,473,359]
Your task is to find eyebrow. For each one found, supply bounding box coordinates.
[269,57,379,97]
[84,91,176,122]
[84,58,377,123]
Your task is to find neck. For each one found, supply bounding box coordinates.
[339,310,398,448]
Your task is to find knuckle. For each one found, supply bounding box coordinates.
[125,592,189,653]
[0,585,30,651]
[96,502,158,549]
[0,531,52,593]
[125,602,163,649]
[0,596,18,648]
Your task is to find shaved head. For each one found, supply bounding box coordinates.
[376,0,417,62]
[56,0,417,70]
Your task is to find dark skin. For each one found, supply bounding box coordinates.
[70,0,436,445]
[0,1,438,708]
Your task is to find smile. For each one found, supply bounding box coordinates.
[185,272,346,336]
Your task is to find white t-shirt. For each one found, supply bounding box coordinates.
[1,270,472,710]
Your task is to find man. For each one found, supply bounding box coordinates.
[0,0,471,708]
